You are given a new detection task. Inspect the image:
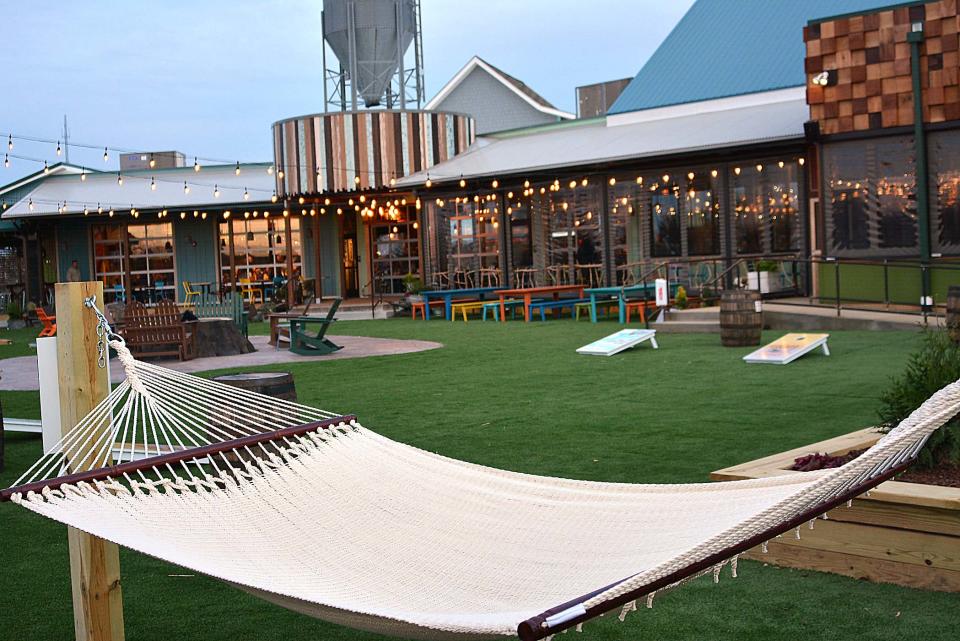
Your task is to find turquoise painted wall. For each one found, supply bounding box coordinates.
[174,218,218,302]
[317,214,341,297]
[55,219,92,280]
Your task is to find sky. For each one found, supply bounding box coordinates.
[0,0,694,181]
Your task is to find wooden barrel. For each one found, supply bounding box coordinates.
[947,286,960,344]
[720,290,762,347]
[212,372,297,402]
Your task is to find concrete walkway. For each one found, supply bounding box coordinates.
[0,334,442,391]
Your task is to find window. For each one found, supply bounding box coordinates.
[92,222,174,304]
[931,130,960,254]
[533,180,603,286]
[649,176,681,257]
[372,208,420,294]
[219,216,302,300]
[683,170,720,255]
[823,138,917,257]
[732,162,802,255]
[433,198,500,287]
[608,177,643,284]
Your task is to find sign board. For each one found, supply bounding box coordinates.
[577,329,658,356]
[743,333,830,365]
[655,278,668,307]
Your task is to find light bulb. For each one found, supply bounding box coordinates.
[193,157,201,172]
[390,177,397,186]
[149,156,156,168]
[267,165,274,175]
[43,161,49,174]
[278,169,284,179]
[235,161,241,175]
[184,181,190,194]
[459,177,466,188]
[798,157,806,166]
[150,177,157,190]
[734,167,741,175]
[214,185,220,198]
[271,192,278,203]
[56,141,62,156]
[608,177,616,186]
[28,198,34,211]
[3,154,7,168]
[224,211,231,219]
[425,175,432,188]
[103,148,109,162]
[756,164,763,172]
[581,178,588,186]
[80,169,86,181]
[355,175,361,185]
[97,203,103,214]
[7,135,12,150]
[117,173,123,186]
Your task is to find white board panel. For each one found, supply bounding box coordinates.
[577,329,658,356]
[743,333,830,365]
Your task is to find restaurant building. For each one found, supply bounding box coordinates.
[2,0,958,310]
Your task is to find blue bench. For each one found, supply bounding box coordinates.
[529,298,589,321]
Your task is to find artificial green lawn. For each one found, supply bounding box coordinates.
[1,320,958,640]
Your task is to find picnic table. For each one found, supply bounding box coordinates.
[419,287,500,320]
[493,284,585,322]
[583,282,679,323]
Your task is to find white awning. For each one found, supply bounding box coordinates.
[2,163,276,219]
[397,91,807,187]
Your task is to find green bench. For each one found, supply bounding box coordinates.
[192,294,248,336]
[481,299,524,321]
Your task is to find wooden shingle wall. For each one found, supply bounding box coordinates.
[805,1,960,134]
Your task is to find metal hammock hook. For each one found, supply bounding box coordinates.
[83,294,125,369]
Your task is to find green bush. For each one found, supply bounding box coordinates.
[402,273,424,294]
[878,330,960,469]
[5,301,21,319]
[756,259,780,272]
[674,285,688,309]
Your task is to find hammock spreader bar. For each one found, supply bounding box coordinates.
[518,453,918,641]
[0,414,356,503]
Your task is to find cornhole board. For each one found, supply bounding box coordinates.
[577,329,658,356]
[743,333,830,365]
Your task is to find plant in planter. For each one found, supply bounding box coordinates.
[747,259,782,294]
[700,285,718,307]
[878,329,960,470]
[402,273,425,301]
[674,285,688,309]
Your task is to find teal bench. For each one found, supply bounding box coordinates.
[529,298,589,321]
[192,294,248,336]
[482,299,524,321]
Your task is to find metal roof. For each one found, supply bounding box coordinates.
[2,163,276,219]
[396,90,807,186]
[609,0,898,115]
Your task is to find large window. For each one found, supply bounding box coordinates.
[683,170,721,255]
[92,222,174,304]
[432,198,500,288]
[732,161,802,255]
[219,215,302,300]
[531,180,604,286]
[823,138,916,257]
[932,130,960,255]
[648,175,681,257]
[372,208,420,294]
[608,177,644,284]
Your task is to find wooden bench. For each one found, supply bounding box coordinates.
[288,298,342,356]
[122,300,196,361]
[450,300,485,322]
[530,298,589,321]
[411,299,446,320]
[192,294,248,336]
[481,299,523,321]
[575,298,617,321]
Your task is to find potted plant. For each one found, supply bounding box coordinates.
[674,285,689,310]
[402,273,425,303]
[5,301,25,329]
[747,259,782,294]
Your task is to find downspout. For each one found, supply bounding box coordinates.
[908,23,931,313]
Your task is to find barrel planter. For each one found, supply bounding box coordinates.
[213,372,298,402]
[719,290,762,347]
[947,285,960,344]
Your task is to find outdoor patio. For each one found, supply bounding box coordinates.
[0,319,956,641]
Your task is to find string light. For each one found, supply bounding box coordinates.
[103,147,109,162]
[459,176,466,188]
[56,141,62,156]
[149,155,156,168]
[3,154,7,168]
[608,177,616,186]
[267,165,274,175]
[7,135,12,151]
[193,157,201,172]
[798,157,806,166]
[711,169,718,178]
[756,164,763,172]
[43,161,49,174]
[117,173,123,186]
[271,192,278,203]
[492,179,499,188]
[80,169,86,181]
[734,167,741,175]
[183,181,190,194]
[150,177,157,190]
[97,203,103,214]
[214,184,220,198]
[235,161,241,175]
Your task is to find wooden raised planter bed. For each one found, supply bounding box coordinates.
[711,429,960,592]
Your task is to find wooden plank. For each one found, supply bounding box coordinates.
[751,516,960,573]
[826,499,960,537]
[745,541,960,592]
[54,282,125,641]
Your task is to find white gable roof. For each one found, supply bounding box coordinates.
[426,56,575,120]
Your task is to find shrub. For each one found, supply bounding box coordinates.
[756,259,780,272]
[5,301,21,319]
[675,285,688,309]
[878,330,960,469]
[402,273,424,294]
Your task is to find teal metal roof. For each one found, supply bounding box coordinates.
[609,0,901,115]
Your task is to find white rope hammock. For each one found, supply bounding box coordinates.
[4,305,959,640]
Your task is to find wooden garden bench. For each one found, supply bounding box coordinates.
[288,298,342,356]
[122,300,196,361]
[192,294,248,336]
[529,298,589,321]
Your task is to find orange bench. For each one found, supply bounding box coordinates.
[37,308,57,337]
[625,300,657,323]
[411,299,446,320]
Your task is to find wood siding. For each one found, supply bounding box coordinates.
[273,110,474,197]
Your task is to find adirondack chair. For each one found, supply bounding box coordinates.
[288,298,342,356]
[36,307,56,337]
[122,300,196,361]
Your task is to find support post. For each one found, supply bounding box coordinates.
[54,281,125,641]
[908,26,932,312]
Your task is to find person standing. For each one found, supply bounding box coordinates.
[65,259,82,282]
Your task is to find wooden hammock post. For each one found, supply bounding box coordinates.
[54,281,125,641]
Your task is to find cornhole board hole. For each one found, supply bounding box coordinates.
[743,332,830,365]
[577,329,658,356]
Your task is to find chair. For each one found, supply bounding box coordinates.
[289,298,342,356]
[182,281,201,308]
[36,307,56,337]
[122,300,196,360]
[240,278,263,304]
